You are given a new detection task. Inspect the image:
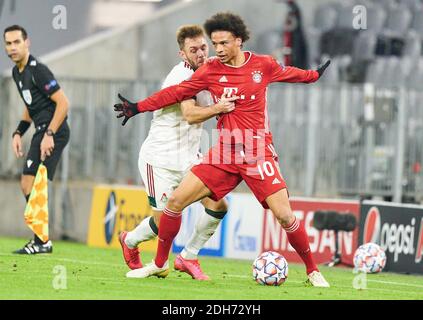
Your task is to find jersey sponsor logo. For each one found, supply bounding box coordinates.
[272,177,281,185]
[251,71,263,83]
[44,80,58,92]
[219,75,228,82]
[30,60,37,66]
[215,88,260,102]
[223,87,238,97]
[22,89,32,105]
[27,160,33,168]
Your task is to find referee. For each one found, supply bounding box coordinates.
[4,25,70,254]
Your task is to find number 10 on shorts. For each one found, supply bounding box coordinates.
[257,161,275,180]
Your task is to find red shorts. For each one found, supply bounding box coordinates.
[191,143,287,209]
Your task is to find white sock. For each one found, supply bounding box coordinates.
[125,216,157,248]
[181,211,222,260]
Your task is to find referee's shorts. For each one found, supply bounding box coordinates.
[23,121,70,181]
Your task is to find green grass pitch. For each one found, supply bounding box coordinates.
[0,237,422,300]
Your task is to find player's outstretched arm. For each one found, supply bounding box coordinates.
[316,60,331,78]
[114,72,208,126]
[114,94,139,126]
[270,58,331,84]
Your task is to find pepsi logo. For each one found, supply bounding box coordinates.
[363,206,381,244]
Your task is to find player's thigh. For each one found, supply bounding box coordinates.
[264,188,294,226]
[23,133,43,178]
[191,163,242,204]
[138,158,180,211]
[20,174,35,195]
[167,171,213,211]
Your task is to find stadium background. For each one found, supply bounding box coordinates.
[0,0,422,278]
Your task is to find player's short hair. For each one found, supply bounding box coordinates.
[176,25,205,50]
[4,25,28,40]
[204,12,250,43]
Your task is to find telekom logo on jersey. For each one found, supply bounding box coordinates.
[215,87,256,101]
[222,87,238,98]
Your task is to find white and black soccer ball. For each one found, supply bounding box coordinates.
[252,251,288,286]
[353,242,387,273]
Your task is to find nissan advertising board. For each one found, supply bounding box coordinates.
[263,198,360,266]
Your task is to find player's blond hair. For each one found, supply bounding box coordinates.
[176,25,205,49]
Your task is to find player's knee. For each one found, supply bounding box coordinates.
[20,176,32,195]
[273,205,294,227]
[166,194,184,212]
[216,199,228,212]
[208,199,228,213]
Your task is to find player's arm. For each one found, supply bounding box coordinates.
[47,89,69,133]
[180,94,237,125]
[32,63,69,160]
[32,62,69,132]
[39,89,69,161]
[269,58,330,84]
[11,108,32,158]
[114,69,208,126]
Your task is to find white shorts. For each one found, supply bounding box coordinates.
[138,157,191,211]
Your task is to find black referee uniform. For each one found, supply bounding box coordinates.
[12,54,70,180]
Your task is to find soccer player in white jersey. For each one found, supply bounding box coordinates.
[119,25,236,280]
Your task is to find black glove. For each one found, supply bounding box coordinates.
[316,60,331,78]
[114,93,139,126]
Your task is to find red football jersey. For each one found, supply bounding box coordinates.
[137,52,319,149]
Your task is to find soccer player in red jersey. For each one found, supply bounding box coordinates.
[115,12,331,287]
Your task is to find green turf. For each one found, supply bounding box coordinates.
[0,237,422,300]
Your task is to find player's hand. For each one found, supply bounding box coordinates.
[12,134,24,158]
[114,93,139,126]
[213,93,238,114]
[40,134,55,162]
[316,60,331,78]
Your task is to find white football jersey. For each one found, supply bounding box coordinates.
[139,61,214,171]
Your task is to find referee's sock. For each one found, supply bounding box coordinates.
[33,235,47,245]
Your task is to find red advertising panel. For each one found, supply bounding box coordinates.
[261,198,360,266]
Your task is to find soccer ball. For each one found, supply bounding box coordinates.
[252,251,288,286]
[353,242,387,273]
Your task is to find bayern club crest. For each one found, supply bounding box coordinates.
[251,70,263,83]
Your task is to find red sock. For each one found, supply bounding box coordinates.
[155,207,182,268]
[284,216,318,275]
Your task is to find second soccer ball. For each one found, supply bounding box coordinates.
[353,242,387,273]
